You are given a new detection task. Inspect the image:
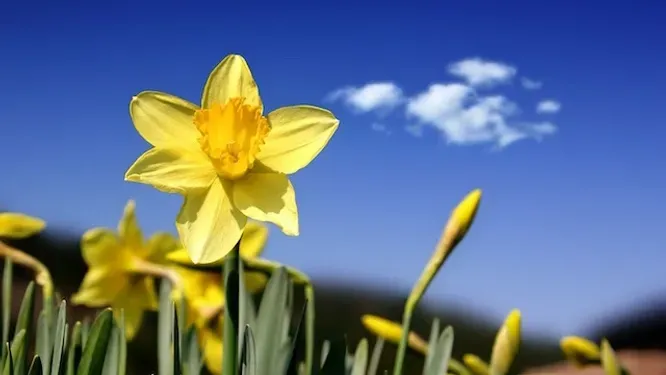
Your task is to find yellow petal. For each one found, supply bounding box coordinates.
[560,335,600,367]
[130,91,201,150]
[0,213,45,238]
[125,147,217,194]
[201,54,262,111]
[244,272,268,293]
[145,232,181,263]
[240,221,268,259]
[113,277,158,340]
[232,171,298,236]
[165,248,197,265]
[257,105,339,174]
[176,179,246,264]
[80,228,123,267]
[118,200,143,249]
[71,268,127,307]
[201,327,223,375]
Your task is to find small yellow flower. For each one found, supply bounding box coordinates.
[200,316,224,375]
[361,314,428,355]
[489,309,521,375]
[72,200,180,339]
[167,221,269,292]
[175,267,225,329]
[560,335,600,367]
[125,54,339,264]
[463,354,489,375]
[600,339,621,375]
[0,212,45,238]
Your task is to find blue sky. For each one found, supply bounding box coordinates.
[1,1,665,337]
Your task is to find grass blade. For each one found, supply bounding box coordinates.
[76,309,114,375]
[50,300,67,375]
[240,326,257,375]
[424,327,454,375]
[2,342,13,375]
[223,244,241,375]
[172,305,181,375]
[351,340,368,375]
[28,356,43,375]
[255,268,289,375]
[13,282,35,374]
[367,338,384,375]
[7,329,25,375]
[1,259,12,362]
[183,327,202,375]
[157,281,174,375]
[66,322,83,375]
[117,311,126,375]
[422,318,440,375]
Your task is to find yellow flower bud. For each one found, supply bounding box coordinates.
[448,189,482,246]
[560,335,600,367]
[463,353,490,375]
[489,309,521,375]
[600,339,621,375]
[0,213,46,239]
[361,314,428,355]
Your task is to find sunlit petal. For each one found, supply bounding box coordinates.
[130,91,201,150]
[232,171,298,236]
[176,179,246,264]
[71,268,127,307]
[258,105,339,174]
[80,228,123,267]
[201,55,262,110]
[240,221,268,259]
[125,147,216,194]
[118,200,143,249]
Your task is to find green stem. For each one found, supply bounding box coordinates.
[0,241,53,300]
[304,284,315,375]
[222,243,241,375]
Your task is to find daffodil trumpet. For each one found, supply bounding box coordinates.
[392,189,482,375]
[0,241,53,299]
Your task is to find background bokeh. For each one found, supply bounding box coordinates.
[1,1,665,374]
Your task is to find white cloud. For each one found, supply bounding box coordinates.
[536,100,561,114]
[406,83,558,147]
[521,77,542,90]
[325,82,403,113]
[448,58,516,87]
[371,122,391,135]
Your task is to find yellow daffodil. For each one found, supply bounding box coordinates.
[72,200,180,339]
[200,316,224,375]
[167,221,270,289]
[124,54,339,264]
[0,212,45,238]
[361,314,428,355]
[463,354,489,375]
[560,335,600,367]
[489,309,521,375]
[174,266,225,328]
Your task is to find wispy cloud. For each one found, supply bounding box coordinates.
[521,77,543,90]
[370,122,392,135]
[447,58,516,87]
[327,58,560,148]
[536,100,561,114]
[325,82,404,113]
[406,83,555,147]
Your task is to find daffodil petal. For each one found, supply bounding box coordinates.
[145,232,180,262]
[125,147,216,194]
[118,200,143,249]
[232,171,299,236]
[113,277,158,340]
[201,54,262,111]
[258,105,339,174]
[176,179,246,264]
[201,327,223,375]
[71,268,127,307]
[240,221,268,259]
[130,91,201,150]
[0,213,45,238]
[80,228,122,267]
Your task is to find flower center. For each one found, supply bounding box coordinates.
[193,98,270,180]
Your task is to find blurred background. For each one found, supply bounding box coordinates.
[1,1,665,374]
